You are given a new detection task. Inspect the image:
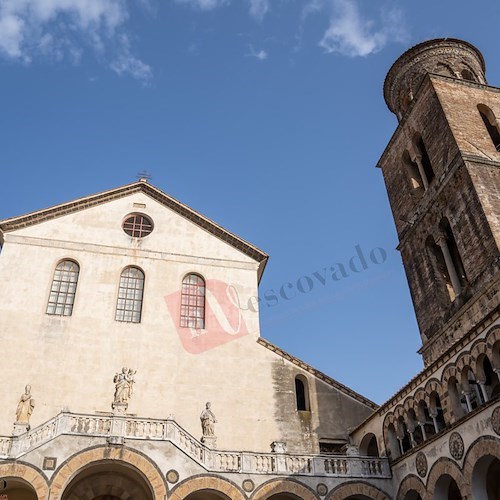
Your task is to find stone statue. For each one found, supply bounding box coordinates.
[16,385,35,425]
[200,402,217,437]
[113,368,136,409]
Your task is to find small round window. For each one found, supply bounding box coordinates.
[122,213,154,238]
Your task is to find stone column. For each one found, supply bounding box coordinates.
[477,381,489,403]
[463,391,473,413]
[430,412,440,434]
[418,422,427,441]
[435,233,462,295]
[397,437,404,455]
[414,155,430,190]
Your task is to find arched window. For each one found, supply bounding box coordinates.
[448,376,466,419]
[116,267,145,323]
[295,375,310,411]
[478,104,500,152]
[385,423,400,460]
[440,219,467,292]
[426,236,455,301]
[403,150,425,193]
[415,135,435,184]
[397,416,411,454]
[461,68,475,81]
[417,400,436,438]
[180,274,206,329]
[429,392,446,432]
[47,260,80,316]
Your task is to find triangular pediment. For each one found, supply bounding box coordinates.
[0,181,268,280]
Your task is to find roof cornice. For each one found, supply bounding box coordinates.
[0,181,269,282]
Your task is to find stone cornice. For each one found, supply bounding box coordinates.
[4,234,258,271]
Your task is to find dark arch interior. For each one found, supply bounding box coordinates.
[185,491,231,500]
[403,490,423,500]
[1,479,37,500]
[434,474,463,500]
[61,462,153,500]
[267,495,302,500]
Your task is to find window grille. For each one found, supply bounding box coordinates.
[180,274,206,329]
[116,267,145,323]
[47,260,80,316]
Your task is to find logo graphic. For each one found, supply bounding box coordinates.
[165,279,249,354]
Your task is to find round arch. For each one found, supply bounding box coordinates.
[251,479,318,500]
[397,475,426,500]
[170,475,246,500]
[426,458,466,500]
[49,445,167,500]
[0,462,49,500]
[327,481,389,500]
[462,436,500,499]
[359,432,380,457]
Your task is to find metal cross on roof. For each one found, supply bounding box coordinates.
[136,170,152,182]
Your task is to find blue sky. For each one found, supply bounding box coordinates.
[1,0,499,404]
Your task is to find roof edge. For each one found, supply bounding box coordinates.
[257,337,378,410]
[0,181,269,281]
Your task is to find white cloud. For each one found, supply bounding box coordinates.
[319,0,407,57]
[246,44,268,60]
[175,0,271,20]
[174,0,229,11]
[0,0,151,81]
[249,0,269,20]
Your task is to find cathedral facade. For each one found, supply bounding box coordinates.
[0,38,499,500]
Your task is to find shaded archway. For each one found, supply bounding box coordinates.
[0,478,38,500]
[170,476,246,500]
[359,433,380,457]
[470,455,500,500]
[252,479,318,500]
[0,463,49,500]
[433,475,463,500]
[50,446,167,500]
[61,463,153,500]
[185,492,231,500]
[463,436,500,499]
[397,475,426,500]
[426,458,465,500]
[327,481,389,500]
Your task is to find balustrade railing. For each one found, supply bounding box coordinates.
[0,412,391,478]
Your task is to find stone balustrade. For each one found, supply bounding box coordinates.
[0,412,391,478]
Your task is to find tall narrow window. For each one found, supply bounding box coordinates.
[443,221,467,288]
[47,260,80,316]
[116,267,145,323]
[295,375,310,411]
[427,236,455,301]
[416,136,435,184]
[403,150,425,193]
[478,104,500,152]
[180,274,205,329]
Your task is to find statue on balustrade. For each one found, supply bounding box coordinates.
[200,402,217,437]
[16,385,35,425]
[113,368,136,410]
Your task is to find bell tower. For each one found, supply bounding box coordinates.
[378,39,500,366]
